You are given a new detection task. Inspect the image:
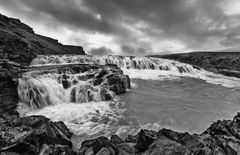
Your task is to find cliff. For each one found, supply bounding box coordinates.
[0,13,85,65]
[152,52,240,78]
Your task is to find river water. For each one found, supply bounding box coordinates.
[17,55,240,148]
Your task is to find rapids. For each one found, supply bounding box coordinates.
[18,55,240,148]
[31,55,240,87]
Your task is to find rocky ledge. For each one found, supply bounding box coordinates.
[153,52,240,78]
[0,115,74,155]
[0,59,26,115]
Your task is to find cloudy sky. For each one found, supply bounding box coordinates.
[1,0,240,55]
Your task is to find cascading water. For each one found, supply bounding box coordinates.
[31,55,198,72]
[18,73,108,109]
[18,55,240,148]
[31,55,240,87]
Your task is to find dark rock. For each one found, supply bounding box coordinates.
[155,52,240,78]
[62,79,71,89]
[110,134,124,145]
[125,135,138,143]
[70,87,77,102]
[143,136,189,155]
[95,147,111,155]
[0,115,74,155]
[134,130,159,152]
[80,136,117,154]
[53,121,72,139]
[115,143,136,155]
[0,115,73,154]
[0,13,85,66]
[0,59,25,116]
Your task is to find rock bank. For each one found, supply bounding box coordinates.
[79,113,240,154]
[154,52,240,78]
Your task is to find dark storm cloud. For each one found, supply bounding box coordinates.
[89,47,113,56]
[3,0,113,33]
[1,0,240,54]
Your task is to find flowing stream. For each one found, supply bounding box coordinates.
[18,55,240,148]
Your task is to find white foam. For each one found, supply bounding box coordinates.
[122,69,240,88]
[30,55,240,88]
[20,101,125,136]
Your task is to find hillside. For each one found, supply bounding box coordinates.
[150,52,240,78]
[0,13,85,65]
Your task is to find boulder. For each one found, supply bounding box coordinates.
[0,115,74,154]
[80,136,117,154]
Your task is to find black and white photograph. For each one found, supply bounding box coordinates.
[1,0,240,154]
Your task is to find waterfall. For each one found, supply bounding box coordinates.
[31,55,201,74]
[18,54,240,110]
[18,73,113,109]
[17,54,240,142]
[17,62,132,110]
[30,55,240,88]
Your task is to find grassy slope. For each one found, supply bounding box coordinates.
[0,13,85,65]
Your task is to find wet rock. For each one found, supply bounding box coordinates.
[0,59,25,115]
[110,135,124,145]
[70,87,76,102]
[62,74,71,89]
[95,147,111,155]
[80,136,117,154]
[0,115,74,155]
[116,143,136,155]
[76,113,240,154]
[125,135,138,143]
[134,130,159,152]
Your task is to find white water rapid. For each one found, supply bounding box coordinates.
[17,55,240,147]
[31,55,240,87]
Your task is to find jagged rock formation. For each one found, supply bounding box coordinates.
[0,13,85,65]
[154,52,240,78]
[79,113,240,154]
[0,115,74,155]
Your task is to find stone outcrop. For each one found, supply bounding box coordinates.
[155,52,240,78]
[78,113,240,155]
[0,115,75,155]
[0,59,26,115]
[0,13,85,65]
[2,113,240,154]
